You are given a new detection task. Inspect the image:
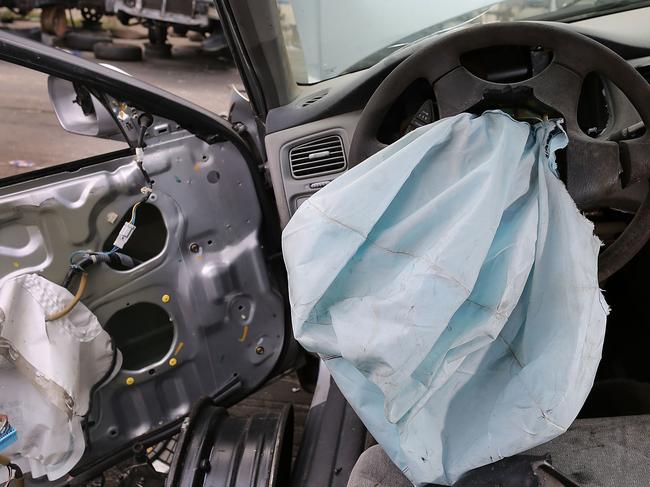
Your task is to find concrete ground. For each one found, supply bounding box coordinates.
[0,19,241,179]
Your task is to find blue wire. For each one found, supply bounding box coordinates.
[69,250,89,264]
[68,201,140,263]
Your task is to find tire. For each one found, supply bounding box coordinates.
[93,42,142,62]
[65,30,111,51]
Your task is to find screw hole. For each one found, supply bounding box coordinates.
[207,170,220,184]
[148,369,156,375]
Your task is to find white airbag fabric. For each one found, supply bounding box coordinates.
[0,273,114,480]
[282,111,608,485]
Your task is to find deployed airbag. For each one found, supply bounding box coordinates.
[283,111,608,485]
[0,274,114,480]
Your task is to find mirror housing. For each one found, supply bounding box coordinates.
[47,76,122,140]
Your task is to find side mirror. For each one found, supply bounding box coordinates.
[47,76,122,140]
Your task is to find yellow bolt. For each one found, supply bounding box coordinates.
[126,376,135,385]
[161,294,171,303]
[169,357,178,367]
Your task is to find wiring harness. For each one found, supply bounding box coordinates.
[46,199,147,322]
[47,115,156,321]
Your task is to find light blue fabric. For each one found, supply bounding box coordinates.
[282,111,608,486]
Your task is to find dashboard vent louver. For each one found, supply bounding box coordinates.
[289,135,347,179]
[300,91,328,107]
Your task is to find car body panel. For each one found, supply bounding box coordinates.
[0,28,290,479]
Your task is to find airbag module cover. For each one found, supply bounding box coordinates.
[283,111,608,485]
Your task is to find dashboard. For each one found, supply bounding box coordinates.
[264,7,650,228]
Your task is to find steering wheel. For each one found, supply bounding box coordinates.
[349,22,650,281]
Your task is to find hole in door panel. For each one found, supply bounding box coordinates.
[104,302,174,370]
[102,203,166,269]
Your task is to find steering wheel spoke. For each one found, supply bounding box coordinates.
[433,66,488,118]
[565,131,622,208]
[619,134,650,186]
[526,62,583,120]
[433,61,583,121]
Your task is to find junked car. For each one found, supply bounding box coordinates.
[1,0,650,485]
[107,0,228,56]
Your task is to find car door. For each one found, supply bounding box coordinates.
[0,30,291,479]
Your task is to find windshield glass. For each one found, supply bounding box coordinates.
[277,0,642,84]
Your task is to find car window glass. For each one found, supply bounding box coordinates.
[276,0,636,84]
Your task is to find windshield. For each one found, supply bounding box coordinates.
[277,0,644,84]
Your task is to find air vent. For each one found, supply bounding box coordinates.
[289,135,347,179]
[300,91,328,107]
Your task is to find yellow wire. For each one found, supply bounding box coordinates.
[130,202,141,222]
[46,273,88,322]
[46,201,139,322]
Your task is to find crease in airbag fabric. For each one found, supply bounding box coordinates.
[282,111,608,485]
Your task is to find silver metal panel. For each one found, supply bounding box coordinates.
[0,131,285,461]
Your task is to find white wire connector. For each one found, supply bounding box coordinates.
[113,222,136,249]
[135,147,144,164]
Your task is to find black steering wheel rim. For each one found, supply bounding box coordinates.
[349,21,650,282]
